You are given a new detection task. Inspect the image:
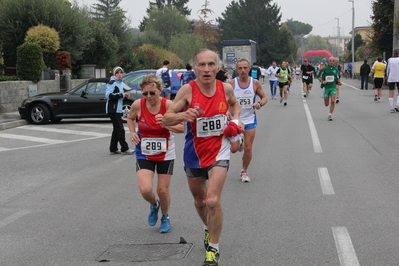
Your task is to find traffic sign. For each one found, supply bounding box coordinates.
[363,48,372,55]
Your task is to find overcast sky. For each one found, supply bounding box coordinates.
[75,0,374,37]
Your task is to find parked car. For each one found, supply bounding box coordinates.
[18,78,143,125]
[122,70,182,97]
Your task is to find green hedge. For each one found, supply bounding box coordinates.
[16,42,46,83]
[0,76,20,81]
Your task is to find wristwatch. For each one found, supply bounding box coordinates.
[258,101,264,107]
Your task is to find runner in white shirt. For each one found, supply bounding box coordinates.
[266,61,279,100]
[386,48,399,113]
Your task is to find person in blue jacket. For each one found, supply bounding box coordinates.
[105,66,134,155]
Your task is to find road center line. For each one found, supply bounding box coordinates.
[0,210,31,229]
[332,227,360,266]
[303,101,322,153]
[317,167,335,195]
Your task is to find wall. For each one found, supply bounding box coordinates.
[0,80,60,113]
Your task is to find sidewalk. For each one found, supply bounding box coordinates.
[0,111,27,131]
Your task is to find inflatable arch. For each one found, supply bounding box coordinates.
[303,50,333,59]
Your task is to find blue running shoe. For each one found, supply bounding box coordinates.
[148,200,159,226]
[159,216,171,233]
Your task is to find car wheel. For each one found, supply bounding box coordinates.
[29,103,51,124]
[121,101,133,121]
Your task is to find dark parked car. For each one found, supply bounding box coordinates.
[18,78,143,125]
[122,70,182,96]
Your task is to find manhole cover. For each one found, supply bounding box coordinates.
[96,238,194,263]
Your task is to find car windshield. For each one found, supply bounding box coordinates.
[68,80,132,95]
[123,72,150,88]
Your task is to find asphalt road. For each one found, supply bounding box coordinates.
[1,77,399,266]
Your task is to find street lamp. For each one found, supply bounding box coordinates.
[348,0,355,74]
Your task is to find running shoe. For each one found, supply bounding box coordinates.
[284,102,287,106]
[204,228,210,250]
[327,115,333,121]
[391,109,396,113]
[335,98,339,104]
[395,105,399,112]
[148,200,160,226]
[374,95,378,101]
[159,216,171,233]
[238,133,244,152]
[203,247,220,266]
[280,97,283,103]
[378,99,381,103]
[109,150,120,155]
[303,94,306,98]
[240,171,251,183]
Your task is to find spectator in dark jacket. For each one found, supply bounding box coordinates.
[360,60,371,90]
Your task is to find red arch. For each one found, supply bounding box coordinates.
[303,50,333,59]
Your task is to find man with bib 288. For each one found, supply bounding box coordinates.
[163,49,242,266]
[317,57,341,121]
[229,59,267,183]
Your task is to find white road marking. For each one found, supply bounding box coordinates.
[0,133,67,144]
[0,210,31,229]
[0,147,10,151]
[317,167,335,195]
[303,101,322,153]
[341,82,360,91]
[332,227,360,266]
[19,125,109,137]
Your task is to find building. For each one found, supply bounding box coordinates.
[324,35,352,57]
[349,26,373,41]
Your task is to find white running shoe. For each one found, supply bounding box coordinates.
[240,172,251,183]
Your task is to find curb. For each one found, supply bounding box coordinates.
[0,120,28,131]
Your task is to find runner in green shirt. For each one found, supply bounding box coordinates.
[317,57,341,121]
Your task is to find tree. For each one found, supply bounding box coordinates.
[90,0,122,24]
[285,19,312,36]
[139,0,191,31]
[80,19,118,67]
[168,33,206,63]
[346,34,364,51]
[0,0,91,68]
[25,24,60,53]
[90,0,133,63]
[194,0,220,50]
[140,44,183,68]
[143,7,192,45]
[217,0,282,66]
[131,31,167,49]
[305,35,329,63]
[277,23,298,64]
[370,0,393,57]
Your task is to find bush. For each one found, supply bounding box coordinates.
[16,42,46,82]
[25,24,60,53]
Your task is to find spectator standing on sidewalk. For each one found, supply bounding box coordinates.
[360,60,371,90]
[105,66,135,155]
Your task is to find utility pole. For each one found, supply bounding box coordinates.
[336,18,340,57]
[349,0,355,67]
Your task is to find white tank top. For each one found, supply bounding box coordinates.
[233,77,256,125]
